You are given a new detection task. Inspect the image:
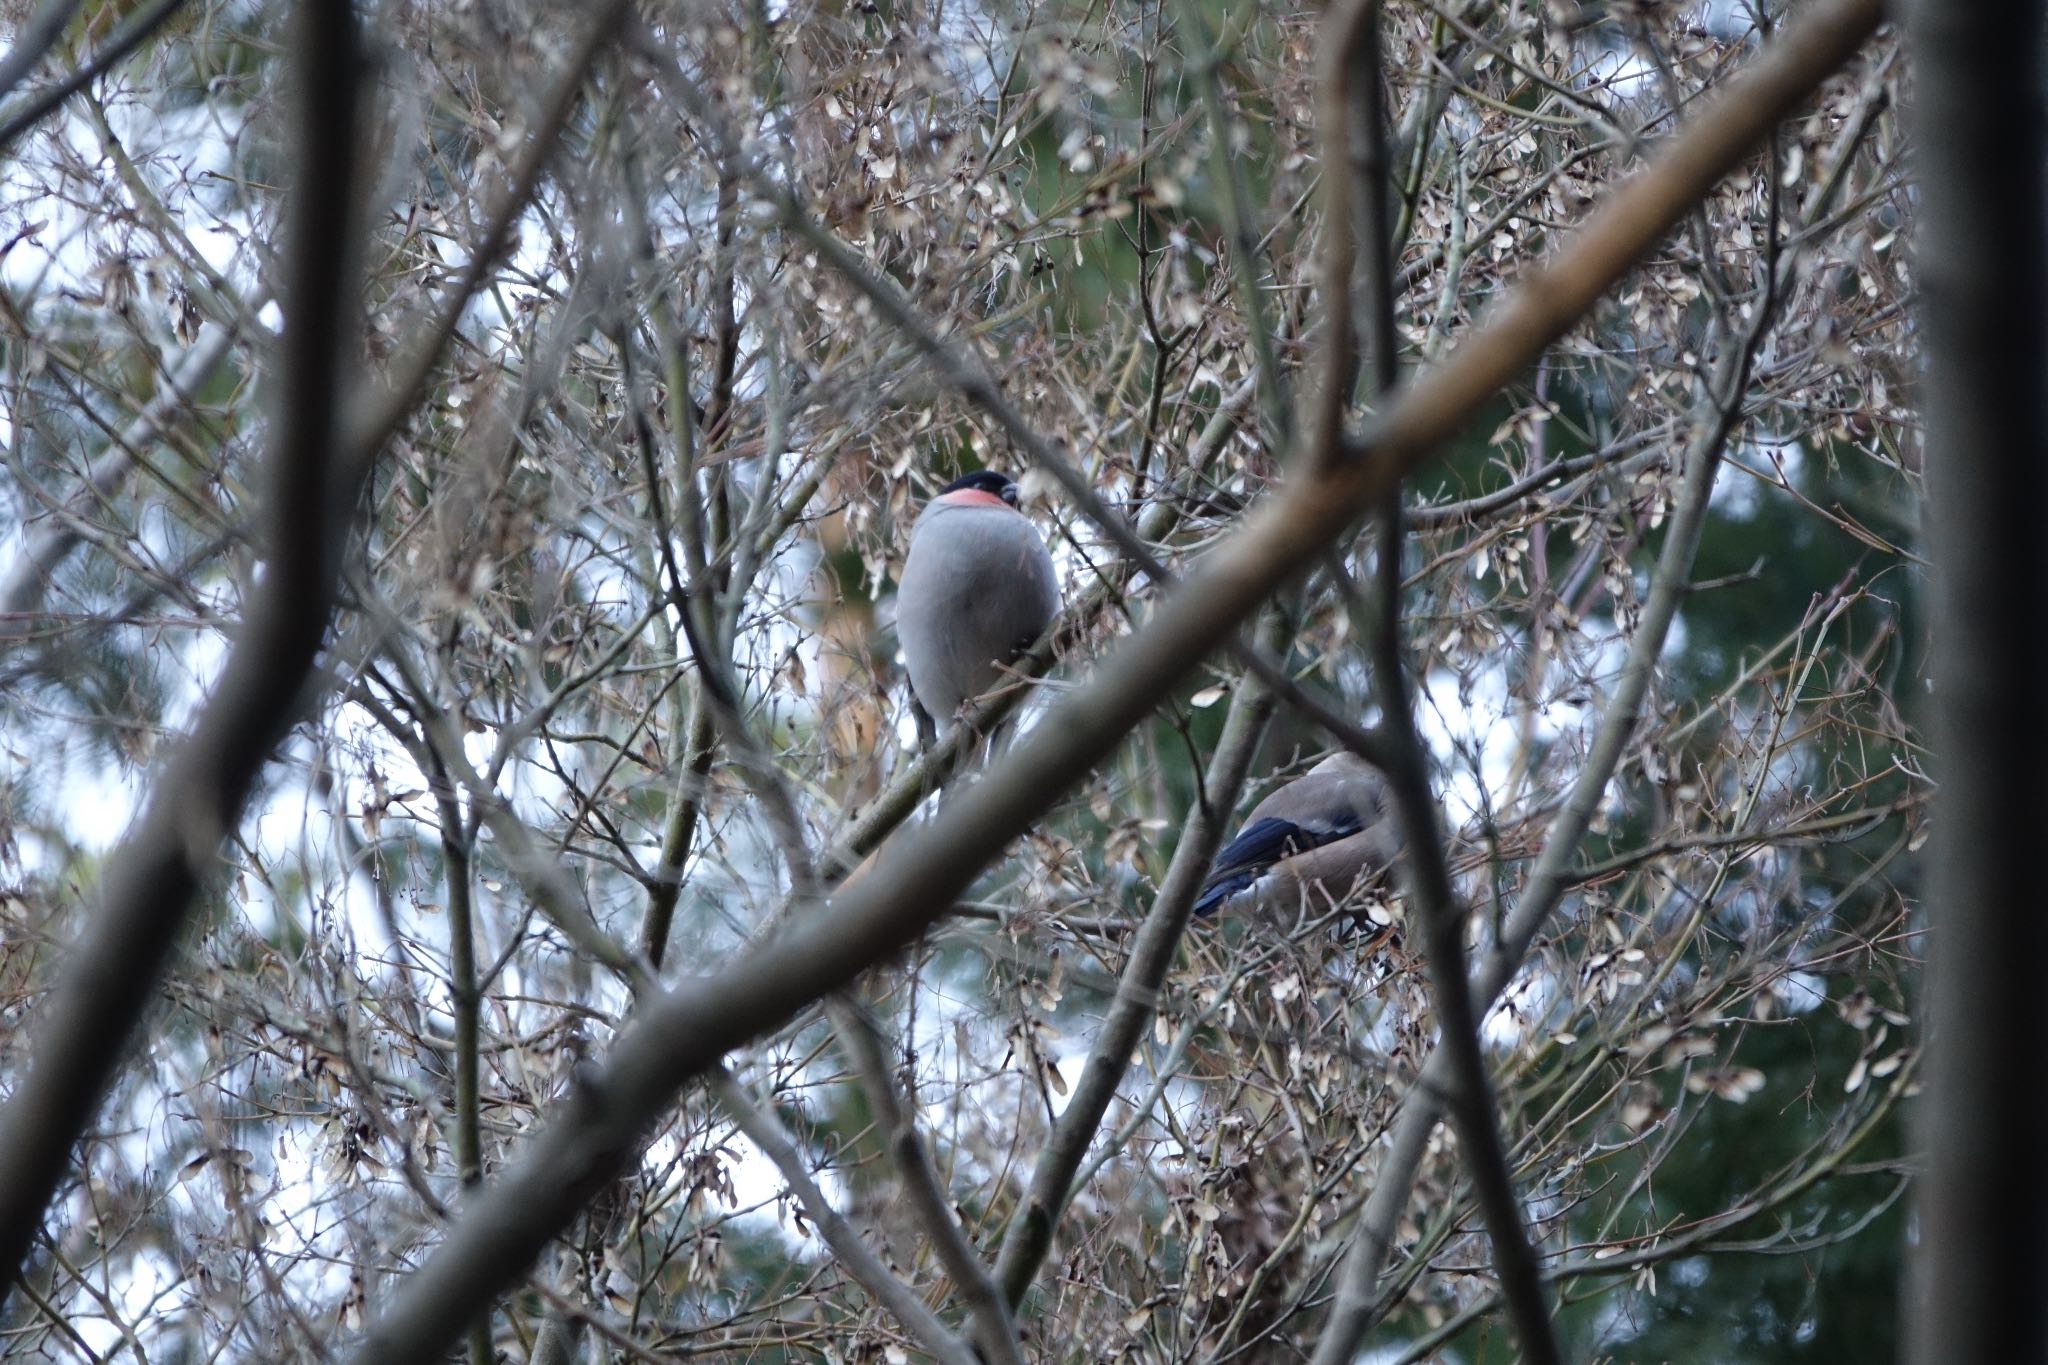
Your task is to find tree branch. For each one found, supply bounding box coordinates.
[990,640,1277,1306]
[0,0,365,1302]
[0,0,82,107]
[833,1003,1025,1365]
[1904,2,2048,1360]
[1326,0,1562,1355]
[0,0,190,152]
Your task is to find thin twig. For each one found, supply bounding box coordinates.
[832,1004,1025,1365]
[345,0,632,485]
[0,318,245,629]
[1326,0,1564,1356]
[0,0,191,151]
[709,1065,981,1365]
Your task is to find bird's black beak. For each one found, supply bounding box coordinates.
[1001,483,1021,508]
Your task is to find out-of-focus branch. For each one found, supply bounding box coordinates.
[526,1314,580,1365]
[0,0,190,151]
[0,0,83,106]
[1313,0,1372,455]
[1348,2,1401,410]
[639,700,717,966]
[991,655,1276,1306]
[708,1065,981,1365]
[345,4,1882,1356]
[1172,0,1294,450]
[0,0,365,1303]
[423,751,493,1365]
[1904,4,2048,1362]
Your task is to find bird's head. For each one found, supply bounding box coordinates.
[935,469,1021,509]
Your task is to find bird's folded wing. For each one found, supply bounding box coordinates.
[1193,812,1366,914]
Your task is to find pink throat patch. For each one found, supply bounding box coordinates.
[939,488,1012,509]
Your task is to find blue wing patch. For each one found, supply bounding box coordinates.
[1191,867,1262,916]
[1193,810,1366,915]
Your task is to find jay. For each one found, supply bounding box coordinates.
[1194,751,1399,917]
[895,470,1061,736]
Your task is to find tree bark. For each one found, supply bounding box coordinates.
[1904,5,2048,1362]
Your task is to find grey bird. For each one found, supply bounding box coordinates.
[896,470,1061,735]
[1194,752,1399,917]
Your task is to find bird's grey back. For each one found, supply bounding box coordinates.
[897,501,1059,720]
[1245,752,1389,834]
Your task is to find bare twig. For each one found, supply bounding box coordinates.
[833,1003,1025,1365]
[709,1065,981,1365]
[1326,0,1562,1356]
[358,654,652,991]
[344,0,632,484]
[426,755,493,1365]
[0,318,244,631]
